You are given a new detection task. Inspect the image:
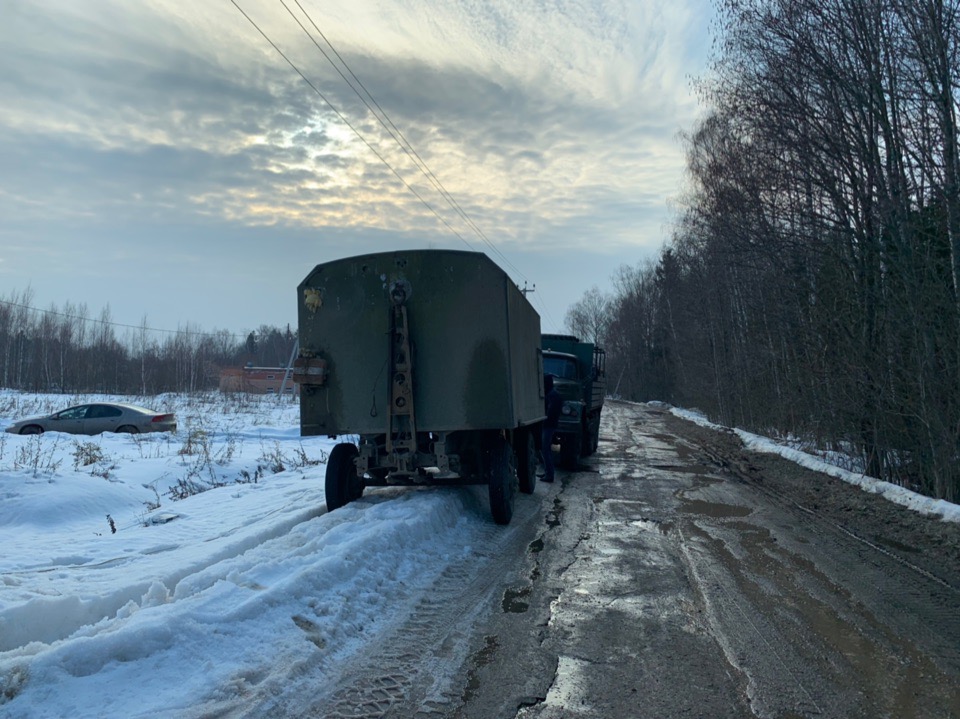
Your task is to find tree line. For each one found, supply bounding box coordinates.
[0,289,296,395]
[567,0,960,502]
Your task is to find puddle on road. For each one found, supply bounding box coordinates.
[502,586,531,614]
[460,635,499,704]
[545,496,564,529]
[678,498,753,519]
[595,499,674,535]
[645,434,692,456]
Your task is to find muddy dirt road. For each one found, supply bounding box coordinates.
[289,401,960,719]
[461,400,960,719]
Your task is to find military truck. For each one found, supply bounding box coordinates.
[541,333,606,467]
[294,250,544,525]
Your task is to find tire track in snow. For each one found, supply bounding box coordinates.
[243,491,545,719]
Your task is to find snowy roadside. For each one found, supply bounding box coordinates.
[668,406,960,524]
[0,391,490,718]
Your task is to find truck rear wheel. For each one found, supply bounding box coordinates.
[516,429,537,494]
[486,434,518,525]
[326,443,363,512]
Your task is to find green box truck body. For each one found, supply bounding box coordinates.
[296,249,544,524]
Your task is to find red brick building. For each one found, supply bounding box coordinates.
[218,366,298,395]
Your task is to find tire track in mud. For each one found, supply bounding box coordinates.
[660,406,960,717]
[513,402,756,719]
[693,430,960,596]
[677,500,960,718]
[685,425,960,671]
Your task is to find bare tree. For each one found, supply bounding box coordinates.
[564,287,611,347]
[605,0,960,501]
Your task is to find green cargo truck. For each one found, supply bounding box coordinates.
[541,333,606,468]
[294,250,545,525]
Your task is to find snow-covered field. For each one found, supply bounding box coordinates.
[0,391,493,718]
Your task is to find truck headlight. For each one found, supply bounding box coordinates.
[561,402,580,417]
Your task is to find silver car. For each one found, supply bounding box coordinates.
[5,403,177,436]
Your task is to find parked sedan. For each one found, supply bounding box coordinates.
[5,403,177,436]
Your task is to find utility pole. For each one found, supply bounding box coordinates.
[278,338,299,401]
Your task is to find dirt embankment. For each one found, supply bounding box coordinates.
[660,410,960,593]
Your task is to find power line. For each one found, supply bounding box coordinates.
[283,0,529,283]
[230,0,479,253]
[0,298,251,340]
[232,1,557,328]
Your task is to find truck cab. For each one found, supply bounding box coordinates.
[541,334,606,467]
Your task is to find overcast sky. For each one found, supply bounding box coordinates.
[0,0,712,339]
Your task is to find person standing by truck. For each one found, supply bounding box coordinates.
[542,374,563,482]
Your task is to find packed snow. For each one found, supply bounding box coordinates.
[1,393,957,718]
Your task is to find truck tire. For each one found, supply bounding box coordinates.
[582,418,600,456]
[516,429,538,494]
[486,434,518,525]
[325,443,362,512]
[580,420,593,457]
[559,432,581,469]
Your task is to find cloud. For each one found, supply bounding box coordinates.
[0,0,711,330]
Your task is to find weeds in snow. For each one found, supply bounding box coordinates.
[293,443,325,468]
[132,432,175,459]
[238,466,264,483]
[258,440,325,474]
[71,441,117,478]
[14,435,63,476]
[214,433,239,465]
[259,440,287,473]
[166,467,262,501]
[167,477,211,501]
[143,483,162,511]
[178,428,209,458]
